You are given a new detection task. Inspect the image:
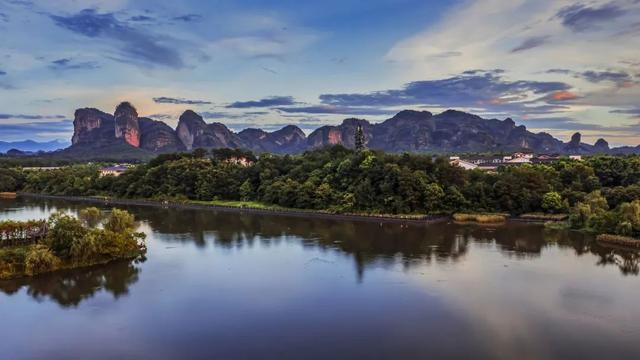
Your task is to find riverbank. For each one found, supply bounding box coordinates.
[15,193,571,225]
[596,234,640,249]
[17,193,453,226]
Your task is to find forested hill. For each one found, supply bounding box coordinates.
[2,146,639,229]
[45,102,640,161]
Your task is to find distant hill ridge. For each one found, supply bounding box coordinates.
[0,139,69,154]
[55,102,639,159]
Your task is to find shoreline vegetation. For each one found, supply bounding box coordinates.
[596,234,640,248]
[0,207,146,280]
[17,192,570,225]
[1,146,639,245]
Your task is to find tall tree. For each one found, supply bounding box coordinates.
[355,125,365,151]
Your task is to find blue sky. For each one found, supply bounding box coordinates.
[1,0,639,145]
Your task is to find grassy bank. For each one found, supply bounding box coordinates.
[518,213,568,222]
[452,213,508,224]
[20,193,450,225]
[596,234,640,249]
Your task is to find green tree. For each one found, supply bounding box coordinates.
[542,192,564,213]
[46,212,89,259]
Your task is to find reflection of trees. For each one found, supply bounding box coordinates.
[592,244,640,276]
[0,259,142,307]
[16,198,640,278]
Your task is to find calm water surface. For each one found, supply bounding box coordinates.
[1,197,639,360]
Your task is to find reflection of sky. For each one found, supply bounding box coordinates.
[1,199,640,358]
[1,1,640,145]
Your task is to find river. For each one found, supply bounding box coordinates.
[1,197,639,359]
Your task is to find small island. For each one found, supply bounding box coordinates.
[0,207,146,280]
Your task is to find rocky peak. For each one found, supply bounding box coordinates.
[276,125,306,139]
[71,108,114,145]
[503,118,516,128]
[341,118,371,127]
[594,138,609,150]
[569,132,582,147]
[139,117,185,153]
[176,110,207,150]
[394,110,433,119]
[114,102,140,147]
[437,109,479,120]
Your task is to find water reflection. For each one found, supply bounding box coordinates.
[130,205,640,277]
[3,198,640,359]
[3,197,639,280]
[0,259,142,307]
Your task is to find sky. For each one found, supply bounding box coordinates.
[0,0,639,145]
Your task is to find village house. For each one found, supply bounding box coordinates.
[99,165,130,177]
[450,152,581,171]
[224,156,255,167]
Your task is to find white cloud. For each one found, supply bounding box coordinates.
[383,0,640,144]
[386,0,640,80]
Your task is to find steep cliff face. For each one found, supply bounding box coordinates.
[594,138,610,151]
[62,103,635,160]
[114,102,140,147]
[71,108,115,146]
[139,117,185,153]
[239,125,307,153]
[307,119,372,149]
[176,110,245,150]
[176,110,208,150]
[269,125,307,153]
[207,122,246,149]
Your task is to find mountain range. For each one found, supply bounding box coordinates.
[0,139,70,154]
[42,101,640,160]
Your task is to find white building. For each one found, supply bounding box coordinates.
[99,165,129,177]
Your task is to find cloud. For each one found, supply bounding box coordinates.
[200,111,244,119]
[511,36,550,53]
[147,113,174,121]
[546,69,572,74]
[547,68,634,86]
[0,120,73,141]
[611,108,640,118]
[172,14,202,22]
[152,96,212,105]
[50,9,185,68]
[430,51,463,58]
[275,105,396,116]
[208,32,319,60]
[522,116,640,134]
[318,70,571,115]
[579,70,632,84]
[556,2,626,32]
[49,58,100,71]
[0,113,66,120]
[226,96,296,108]
[129,15,154,22]
[261,66,278,74]
[521,117,605,131]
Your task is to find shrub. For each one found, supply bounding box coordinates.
[70,230,101,261]
[45,212,88,259]
[79,207,102,227]
[453,213,506,223]
[103,209,136,233]
[25,245,60,275]
[542,192,565,213]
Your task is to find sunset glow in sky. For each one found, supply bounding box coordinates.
[1,0,639,145]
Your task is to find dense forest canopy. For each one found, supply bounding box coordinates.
[1,146,640,237]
